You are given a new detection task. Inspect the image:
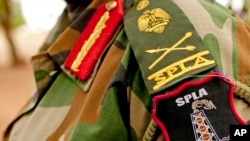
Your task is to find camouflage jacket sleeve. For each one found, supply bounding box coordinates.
[4,0,250,141]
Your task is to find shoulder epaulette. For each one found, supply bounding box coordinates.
[124,0,216,94]
[64,0,124,81]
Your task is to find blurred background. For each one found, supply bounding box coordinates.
[0,0,249,140]
[0,0,65,140]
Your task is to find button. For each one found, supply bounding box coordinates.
[106,1,117,11]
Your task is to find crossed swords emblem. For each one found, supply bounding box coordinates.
[145,32,196,69]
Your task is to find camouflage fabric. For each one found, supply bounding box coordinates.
[3,0,250,141]
[4,0,130,140]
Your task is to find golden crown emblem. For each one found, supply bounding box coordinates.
[138,8,170,33]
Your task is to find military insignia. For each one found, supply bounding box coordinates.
[191,100,222,141]
[136,0,150,10]
[145,32,215,91]
[70,12,109,72]
[146,32,194,69]
[64,0,124,81]
[152,72,247,141]
[138,8,170,33]
[124,0,216,94]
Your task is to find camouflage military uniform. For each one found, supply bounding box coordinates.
[4,0,250,141]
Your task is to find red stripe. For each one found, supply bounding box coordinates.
[64,0,123,81]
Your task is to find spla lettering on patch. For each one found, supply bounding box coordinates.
[124,0,216,94]
[152,72,247,141]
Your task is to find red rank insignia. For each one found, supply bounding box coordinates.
[64,0,123,81]
[152,72,247,141]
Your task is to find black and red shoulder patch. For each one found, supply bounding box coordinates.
[152,72,247,141]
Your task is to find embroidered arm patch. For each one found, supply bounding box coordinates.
[152,72,247,141]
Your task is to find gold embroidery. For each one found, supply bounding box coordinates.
[147,32,192,70]
[145,45,196,54]
[136,0,149,10]
[148,51,215,90]
[138,8,170,33]
[71,11,110,71]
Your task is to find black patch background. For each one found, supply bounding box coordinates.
[155,77,240,140]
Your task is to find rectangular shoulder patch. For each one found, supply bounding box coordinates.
[124,0,216,94]
[64,0,124,81]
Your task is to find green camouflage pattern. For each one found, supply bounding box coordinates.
[4,0,250,141]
